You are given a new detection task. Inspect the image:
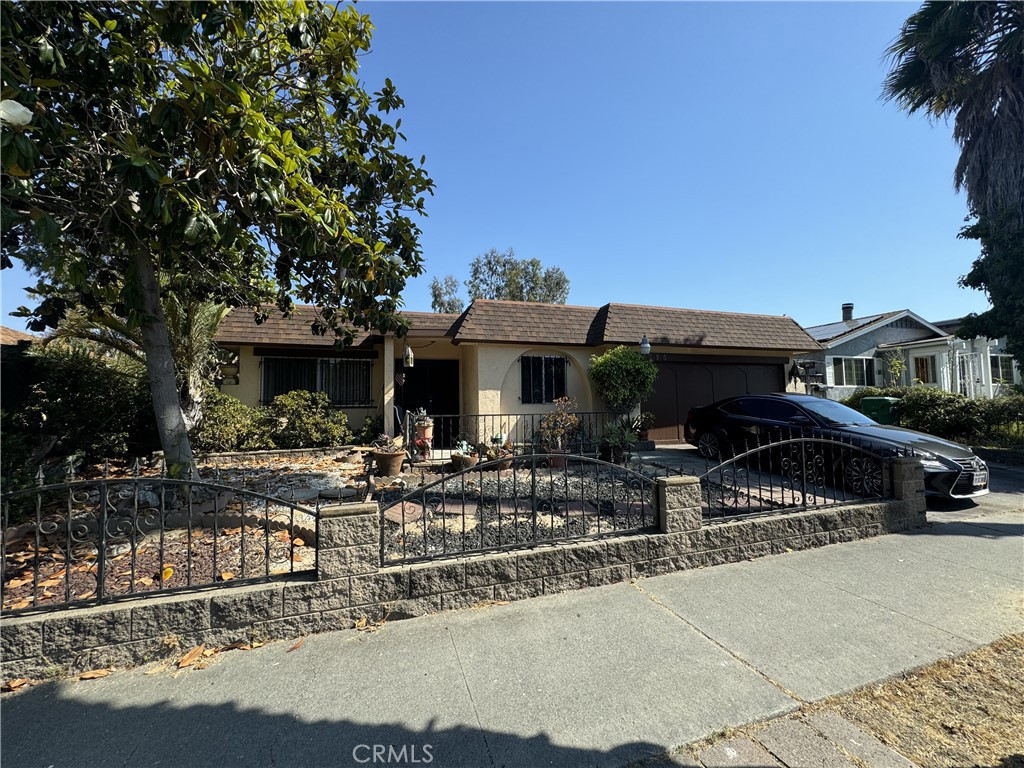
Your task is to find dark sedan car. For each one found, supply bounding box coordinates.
[684,393,989,499]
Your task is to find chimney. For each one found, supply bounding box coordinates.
[842,303,854,322]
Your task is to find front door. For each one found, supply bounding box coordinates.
[396,360,460,447]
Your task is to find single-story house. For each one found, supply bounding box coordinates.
[796,303,1021,400]
[215,299,820,444]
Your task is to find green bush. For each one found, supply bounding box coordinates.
[895,388,986,442]
[840,386,909,414]
[267,390,351,448]
[8,345,157,463]
[588,346,658,414]
[842,385,1024,446]
[354,415,384,446]
[190,387,274,453]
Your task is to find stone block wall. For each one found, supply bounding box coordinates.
[1,468,927,682]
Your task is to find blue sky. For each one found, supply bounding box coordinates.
[0,1,990,332]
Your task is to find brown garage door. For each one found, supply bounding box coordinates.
[647,360,785,443]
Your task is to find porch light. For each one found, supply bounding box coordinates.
[639,335,651,356]
[403,344,415,368]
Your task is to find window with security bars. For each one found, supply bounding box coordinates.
[521,355,567,404]
[262,357,372,406]
[832,357,875,387]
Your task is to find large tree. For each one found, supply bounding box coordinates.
[429,247,570,312]
[883,2,1024,358]
[0,1,433,471]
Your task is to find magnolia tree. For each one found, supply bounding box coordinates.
[0,2,433,472]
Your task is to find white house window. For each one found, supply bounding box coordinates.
[262,357,372,406]
[913,355,937,384]
[832,357,875,387]
[521,355,567,404]
[991,354,1016,383]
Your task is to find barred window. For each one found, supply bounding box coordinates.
[991,354,1015,383]
[262,357,372,407]
[521,355,567,404]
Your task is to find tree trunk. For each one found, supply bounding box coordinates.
[133,252,197,476]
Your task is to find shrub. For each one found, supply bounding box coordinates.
[354,415,384,446]
[588,345,658,414]
[267,390,351,448]
[9,345,156,462]
[895,388,986,442]
[190,387,274,453]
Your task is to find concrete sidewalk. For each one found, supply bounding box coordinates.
[3,505,1022,767]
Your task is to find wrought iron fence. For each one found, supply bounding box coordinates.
[2,460,317,615]
[379,453,656,565]
[403,411,619,462]
[697,435,903,519]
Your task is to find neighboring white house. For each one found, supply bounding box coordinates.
[795,303,1021,400]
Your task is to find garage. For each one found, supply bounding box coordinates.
[646,356,787,443]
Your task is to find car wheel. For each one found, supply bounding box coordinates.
[841,455,883,497]
[696,430,725,461]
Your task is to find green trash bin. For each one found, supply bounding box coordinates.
[861,396,899,425]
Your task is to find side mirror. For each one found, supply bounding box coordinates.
[789,415,813,426]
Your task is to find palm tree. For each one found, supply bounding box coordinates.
[884,1,1024,222]
[48,294,228,431]
[883,2,1024,358]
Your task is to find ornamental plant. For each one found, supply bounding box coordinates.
[538,396,580,450]
[588,346,658,414]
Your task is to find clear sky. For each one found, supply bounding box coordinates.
[0,1,991,333]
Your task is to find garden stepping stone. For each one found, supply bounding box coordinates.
[383,501,428,525]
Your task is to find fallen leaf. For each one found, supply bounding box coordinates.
[135,577,154,587]
[222,527,242,535]
[218,571,235,582]
[274,530,290,543]
[178,644,206,668]
[144,664,168,676]
[354,616,368,630]
[79,669,109,680]
[287,638,305,653]
[38,577,63,588]
[291,552,303,562]
[9,599,32,610]
[2,678,29,691]
[202,648,217,657]
[161,566,174,582]
[292,537,305,547]
[5,578,31,588]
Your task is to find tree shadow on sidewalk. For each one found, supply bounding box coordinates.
[1,682,666,768]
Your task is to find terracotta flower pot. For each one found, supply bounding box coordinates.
[415,424,434,440]
[451,454,478,471]
[373,451,405,476]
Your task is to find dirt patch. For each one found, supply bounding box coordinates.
[815,634,1024,768]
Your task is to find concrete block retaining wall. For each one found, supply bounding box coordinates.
[1,459,926,681]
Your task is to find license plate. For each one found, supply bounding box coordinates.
[972,471,988,486]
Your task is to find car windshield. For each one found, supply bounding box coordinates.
[798,399,877,426]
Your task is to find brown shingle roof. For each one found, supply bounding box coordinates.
[216,307,460,347]
[451,300,603,345]
[602,303,818,351]
[0,325,36,345]
[216,301,820,353]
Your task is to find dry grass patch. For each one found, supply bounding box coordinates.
[819,634,1024,768]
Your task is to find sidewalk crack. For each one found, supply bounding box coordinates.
[630,581,805,705]
[447,626,494,768]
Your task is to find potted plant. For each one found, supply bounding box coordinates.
[599,423,637,465]
[538,396,580,468]
[632,411,655,440]
[412,408,434,440]
[413,437,431,462]
[370,434,406,476]
[450,440,479,470]
[485,438,514,471]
